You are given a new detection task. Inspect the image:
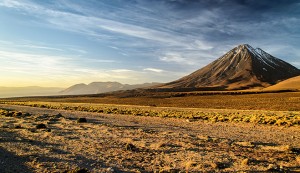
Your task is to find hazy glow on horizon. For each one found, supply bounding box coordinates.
[0,0,300,87]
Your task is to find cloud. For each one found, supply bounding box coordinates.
[68,48,87,54]
[109,46,120,50]
[110,69,134,73]
[20,44,63,51]
[143,68,164,73]
[0,50,72,74]
[160,53,195,65]
[192,40,213,50]
[0,40,13,45]
[0,0,214,51]
[0,49,158,86]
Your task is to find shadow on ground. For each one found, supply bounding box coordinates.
[0,147,33,173]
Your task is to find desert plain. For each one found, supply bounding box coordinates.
[0,91,299,173]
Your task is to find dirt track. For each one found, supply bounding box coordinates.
[0,104,299,172]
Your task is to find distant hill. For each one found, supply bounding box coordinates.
[0,86,64,98]
[264,75,300,91]
[60,82,161,95]
[159,44,300,90]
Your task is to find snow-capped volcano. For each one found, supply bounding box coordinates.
[160,44,300,90]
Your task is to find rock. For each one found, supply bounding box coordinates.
[6,111,14,117]
[36,123,47,129]
[23,112,31,117]
[45,129,51,132]
[125,143,137,151]
[13,112,23,118]
[28,128,37,133]
[14,124,22,129]
[77,118,87,123]
[211,162,231,169]
[54,113,63,118]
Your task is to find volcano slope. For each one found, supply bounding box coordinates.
[160,44,300,90]
[264,75,300,91]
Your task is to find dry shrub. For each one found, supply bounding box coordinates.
[150,141,167,150]
[185,160,197,170]
[197,135,212,142]
[241,158,249,167]
[158,167,179,173]
[260,145,291,152]
[2,101,300,126]
[266,164,280,171]
[234,141,254,147]
[296,156,300,164]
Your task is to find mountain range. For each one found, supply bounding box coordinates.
[160,44,300,90]
[60,82,161,95]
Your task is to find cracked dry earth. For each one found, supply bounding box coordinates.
[0,104,299,172]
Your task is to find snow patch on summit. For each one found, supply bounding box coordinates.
[244,44,276,69]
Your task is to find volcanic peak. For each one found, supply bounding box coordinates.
[160,44,300,90]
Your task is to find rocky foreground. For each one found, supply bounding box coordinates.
[0,104,299,172]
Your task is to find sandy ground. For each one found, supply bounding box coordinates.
[0,104,299,172]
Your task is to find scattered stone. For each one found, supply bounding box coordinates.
[36,123,47,129]
[54,113,63,118]
[77,118,87,123]
[6,111,14,117]
[45,129,51,132]
[28,128,37,133]
[23,112,31,117]
[211,162,231,169]
[125,143,137,151]
[13,112,23,118]
[14,124,22,129]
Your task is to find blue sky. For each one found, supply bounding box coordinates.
[0,0,300,87]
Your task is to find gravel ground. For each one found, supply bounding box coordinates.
[0,104,299,172]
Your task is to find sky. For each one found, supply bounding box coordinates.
[0,0,300,87]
